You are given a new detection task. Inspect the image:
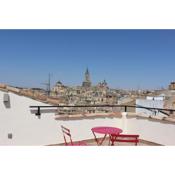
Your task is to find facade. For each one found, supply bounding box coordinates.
[136,97,166,118]
[136,90,175,118]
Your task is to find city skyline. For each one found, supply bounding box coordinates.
[0,30,175,90]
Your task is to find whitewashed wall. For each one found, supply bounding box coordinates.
[0,90,59,145]
[136,99,166,117]
[126,115,175,145]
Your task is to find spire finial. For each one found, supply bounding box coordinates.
[86,67,89,75]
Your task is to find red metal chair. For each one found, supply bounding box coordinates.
[110,134,140,146]
[61,125,87,146]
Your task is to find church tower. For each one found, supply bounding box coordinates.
[82,68,92,88]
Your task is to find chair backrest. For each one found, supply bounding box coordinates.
[110,134,140,146]
[61,125,73,146]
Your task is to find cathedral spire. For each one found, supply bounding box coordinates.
[82,68,92,87]
[85,67,90,82]
[86,67,89,74]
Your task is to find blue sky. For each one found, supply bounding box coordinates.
[0,30,175,90]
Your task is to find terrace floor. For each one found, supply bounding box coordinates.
[51,138,162,146]
[85,138,161,146]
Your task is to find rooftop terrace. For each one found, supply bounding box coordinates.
[1,88,175,146]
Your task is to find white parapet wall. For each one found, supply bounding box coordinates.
[56,117,123,144]
[126,114,175,146]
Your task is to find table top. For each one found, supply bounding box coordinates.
[91,126,123,135]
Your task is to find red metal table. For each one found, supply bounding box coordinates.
[91,126,123,146]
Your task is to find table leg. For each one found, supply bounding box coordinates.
[92,131,99,145]
[99,134,107,146]
[92,132,107,146]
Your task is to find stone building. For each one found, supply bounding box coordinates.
[51,81,67,97]
[169,82,175,90]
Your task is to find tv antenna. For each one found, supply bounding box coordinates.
[42,73,52,96]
